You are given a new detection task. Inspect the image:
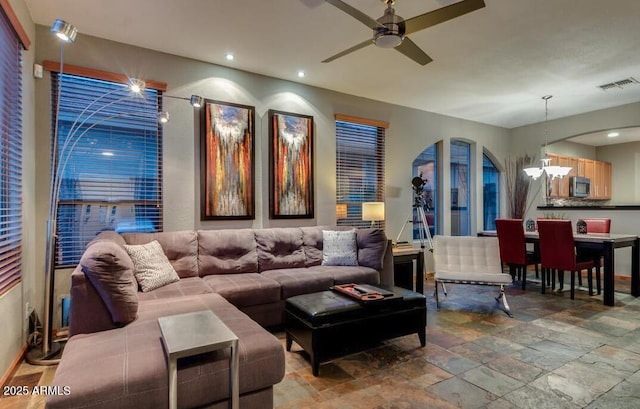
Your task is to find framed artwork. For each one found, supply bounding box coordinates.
[200,99,255,220]
[269,110,314,219]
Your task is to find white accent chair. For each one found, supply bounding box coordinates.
[433,235,514,317]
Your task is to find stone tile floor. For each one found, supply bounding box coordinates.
[272,277,640,408]
[4,276,639,408]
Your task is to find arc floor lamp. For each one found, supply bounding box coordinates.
[27,19,202,364]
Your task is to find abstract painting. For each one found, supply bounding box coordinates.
[200,100,255,220]
[269,110,314,218]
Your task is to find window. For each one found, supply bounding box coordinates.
[0,5,26,295]
[450,140,470,236]
[52,73,163,267]
[483,153,500,230]
[412,144,437,240]
[336,117,386,229]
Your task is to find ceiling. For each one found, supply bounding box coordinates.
[567,126,640,147]
[25,0,640,130]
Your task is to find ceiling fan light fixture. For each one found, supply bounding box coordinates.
[374,32,403,48]
[374,4,405,48]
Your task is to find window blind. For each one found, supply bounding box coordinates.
[0,7,23,295]
[52,73,163,267]
[336,119,385,228]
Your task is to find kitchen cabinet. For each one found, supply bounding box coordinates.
[592,160,612,199]
[558,155,576,198]
[546,154,577,198]
[545,155,610,199]
[578,158,595,181]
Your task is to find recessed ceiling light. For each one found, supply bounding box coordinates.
[607,132,619,138]
[297,70,305,78]
[225,53,234,61]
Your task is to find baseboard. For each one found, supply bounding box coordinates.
[576,271,631,282]
[0,342,28,387]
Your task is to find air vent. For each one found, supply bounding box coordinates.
[598,77,639,91]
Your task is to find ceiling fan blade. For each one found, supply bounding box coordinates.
[325,0,383,29]
[322,39,373,63]
[394,38,433,66]
[299,0,325,8]
[404,0,485,35]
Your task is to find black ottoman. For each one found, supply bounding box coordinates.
[285,286,426,376]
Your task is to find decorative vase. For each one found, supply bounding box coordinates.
[576,219,587,234]
[525,218,536,232]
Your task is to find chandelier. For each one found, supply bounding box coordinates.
[523,95,571,180]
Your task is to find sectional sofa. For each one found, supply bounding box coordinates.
[46,226,393,409]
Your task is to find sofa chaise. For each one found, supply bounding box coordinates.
[46,226,393,409]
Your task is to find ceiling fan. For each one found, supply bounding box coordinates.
[322,0,486,65]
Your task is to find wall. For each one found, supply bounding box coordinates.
[32,26,511,322]
[547,139,596,160]
[510,102,640,277]
[510,101,640,218]
[597,141,640,203]
[6,17,639,378]
[1,0,36,383]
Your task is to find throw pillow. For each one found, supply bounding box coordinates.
[322,229,358,266]
[80,240,138,325]
[123,240,180,292]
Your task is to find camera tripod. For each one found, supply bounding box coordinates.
[395,188,434,251]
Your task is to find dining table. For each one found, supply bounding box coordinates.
[478,230,639,306]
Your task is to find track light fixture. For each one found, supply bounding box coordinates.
[190,95,204,108]
[158,111,170,124]
[51,19,77,43]
[163,94,205,108]
[128,78,146,94]
[30,18,191,366]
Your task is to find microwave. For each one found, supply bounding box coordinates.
[570,176,590,198]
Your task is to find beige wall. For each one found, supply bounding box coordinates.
[510,101,640,216]
[1,0,36,383]
[31,25,511,312]
[547,140,596,160]
[597,141,640,203]
[4,8,640,379]
[510,103,640,277]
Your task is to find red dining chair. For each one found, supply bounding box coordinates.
[495,219,539,290]
[583,218,611,234]
[537,220,595,299]
[576,218,610,295]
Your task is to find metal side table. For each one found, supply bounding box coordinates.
[158,310,239,409]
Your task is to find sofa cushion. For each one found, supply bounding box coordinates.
[124,240,180,292]
[198,229,258,276]
[301,225,351,267]
[79,240,138,326]
[261,268,334,299]
[308,265,380,285]
[88,230,127,247]
[356,228,388,271]
[202,273,281,308]
[47,293,285,409]
[123,230,198,278]
[255,228,305,271]
[322,229,358,266]
[136,277,213,301]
